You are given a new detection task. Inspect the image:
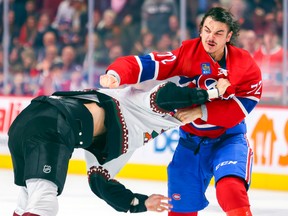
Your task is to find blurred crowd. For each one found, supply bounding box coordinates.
[0,0,286,105]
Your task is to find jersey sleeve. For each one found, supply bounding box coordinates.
[106,47,185,85]
[84,150,148,213]
[204,54,262,128]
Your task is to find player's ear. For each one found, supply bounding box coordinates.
[226,31,233,43]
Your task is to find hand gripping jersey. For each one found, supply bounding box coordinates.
[53,81,211,212]
[107,38,263,138]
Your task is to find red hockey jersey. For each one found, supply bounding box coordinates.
[107,38,262,138]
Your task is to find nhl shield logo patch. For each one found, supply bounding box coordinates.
[201,63,211,75]
[43,165,52,173]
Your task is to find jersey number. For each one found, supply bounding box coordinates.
[157,52,176,64]
[247,81,262,95]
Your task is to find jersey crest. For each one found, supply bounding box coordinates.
[144,129,165,143]
[196,75,217,91]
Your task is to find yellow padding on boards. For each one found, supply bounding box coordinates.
[0,154,13,169]
[1,155,288,191]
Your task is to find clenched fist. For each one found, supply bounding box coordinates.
[100,74,119,88]
[216,78,231,96]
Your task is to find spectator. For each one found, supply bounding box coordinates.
[190,13,204,39]
[36,44,60,76]
[52,0,75,29]
[33,12,58,49]
[112,0,143,26]
[78,33,107,73]
[19,47,37,75]
[52,0,86,43]
[24,0,39,20]
[108,44,124,64]
[19,48,40,94]
[37,59,65,95]
[253,26,284,104]
[96,9,120,42]
[141,0,178,40]
[61,69,89,91]
[251,7,266,36]
[238,29,258,56]
[155,33,172,52]
[70,0,87,35]
[119,13,141,55]
[80,9,102,38]
[35,31,59,61]
[220,0,253,29]
[131,32,155,55]
[60,45,82,79]
[168,15,179,40]
[0,10,20,46]
[275,8,283,38]
[7,69,33,96]
[185,0,220,34]
[98,33,117,66]
[18,15,38,47]
[11,0,28,30]
[113,0,143,54]
[9,41,24,67]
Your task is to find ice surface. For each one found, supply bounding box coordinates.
[1,169,287,216]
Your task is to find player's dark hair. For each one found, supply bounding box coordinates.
[199,7,240,45]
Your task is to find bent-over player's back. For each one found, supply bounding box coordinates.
[84,102,106,137]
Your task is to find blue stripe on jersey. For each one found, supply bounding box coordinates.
[237,97,258,113]
[139,55,156,82]
[189,122,221,131]
[190,120,247,134]
[179,76,197,85]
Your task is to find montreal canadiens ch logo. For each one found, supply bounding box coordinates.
[196,75,217,90]
[172,193,181,200]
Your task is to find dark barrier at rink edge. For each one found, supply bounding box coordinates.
[0,97,288,191]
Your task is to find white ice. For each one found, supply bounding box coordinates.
[1,169,287,216]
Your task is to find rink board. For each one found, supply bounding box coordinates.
[1,96,288,191]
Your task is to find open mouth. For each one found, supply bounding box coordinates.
[207,41,216,47]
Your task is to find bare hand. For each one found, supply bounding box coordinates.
[174,106,202,124]
[100,74,119,88]
[145,194,172,212]
[216,78,231,96]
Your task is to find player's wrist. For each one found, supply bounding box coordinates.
[131,197,139,206]
[129,194,148,213]
[207,88,219,99]
[107,70,121,84]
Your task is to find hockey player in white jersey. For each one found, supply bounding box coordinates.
[8,79,230,216]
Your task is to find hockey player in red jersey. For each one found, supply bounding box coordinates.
[100,7,262,216]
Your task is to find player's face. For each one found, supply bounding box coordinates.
[200,16,233,61]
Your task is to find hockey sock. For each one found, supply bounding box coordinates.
[168,211,198,216]
[226,206,252,216]
[25,179,59,216]
[216,177,250,212]
[13,212,20,216]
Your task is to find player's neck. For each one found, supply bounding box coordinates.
[209,47,225,62]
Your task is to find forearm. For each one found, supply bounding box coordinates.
[88,167,148,213]
[106,56,141,85]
